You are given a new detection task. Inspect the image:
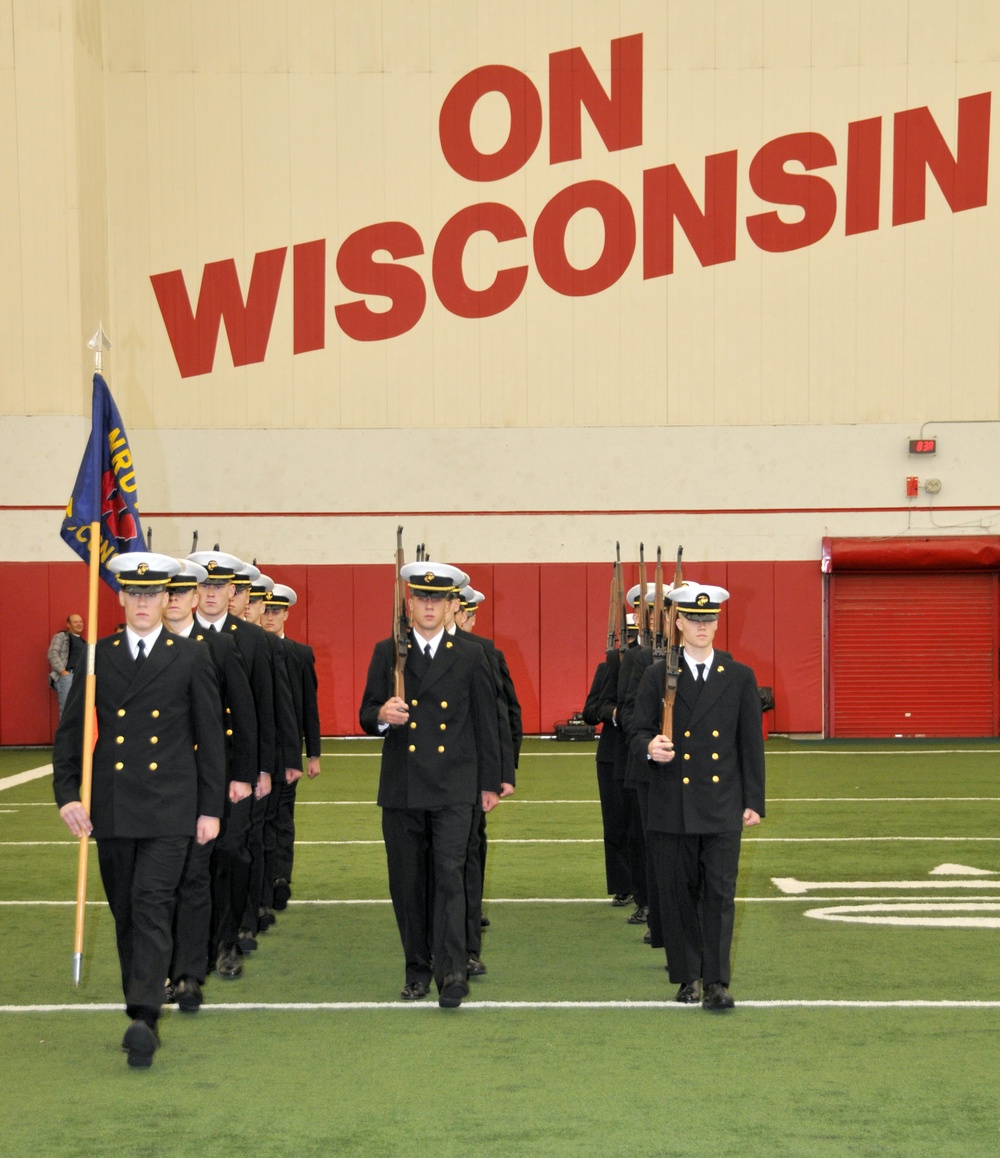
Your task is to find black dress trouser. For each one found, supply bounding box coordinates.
[382,804,475,991]
[97,834,191,1021]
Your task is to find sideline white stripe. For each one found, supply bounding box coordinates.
[298,800,603,806]
[4,998,1000,1013]
[0,764,52,792]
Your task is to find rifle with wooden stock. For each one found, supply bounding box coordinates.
[613,542,626,660]
[637,543,649,649]
[660,546,684,739]
[393,526,407,699]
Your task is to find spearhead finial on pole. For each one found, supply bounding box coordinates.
[87,325,111,373]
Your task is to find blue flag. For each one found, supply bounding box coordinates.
[60,374,145,590]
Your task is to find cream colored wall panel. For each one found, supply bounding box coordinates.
[858,0,909,67]
[0,0,13,70]
[957,0,1000,62]
[104,72,152,419]
[478,302,529,427]
[8,417,1000,562]
[189,0,241,74]
[145,73,198,263]
[810,0,861,69]
[807,241,859,425]
[908,0,958,66]
[522,279,575,426]
[13,1,77,415]
[718,253,765,426]
[951,213,1000,419]
[102,0,145,73]
[900,223,955,420]
[665,0,715,72]
[428,0,478,73]
[287,0,338,73]
[239,74,292,250]
[381,0,430,74]
[239,0,291,73]
[760,64,810,141]
[0,70,24,415]
[715,0,763,71]
[333,0,383,73]
[663,272,708,426]
[143,0,195,74]
[288,74,339,237]
[854,226,906,422]
[761,0,812,70]
[759,252,810,425]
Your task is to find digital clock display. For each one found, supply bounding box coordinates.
[908,439,937,455]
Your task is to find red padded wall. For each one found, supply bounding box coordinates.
[0,559,825,744]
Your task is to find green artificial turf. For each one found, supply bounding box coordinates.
[2,738,1000,1156]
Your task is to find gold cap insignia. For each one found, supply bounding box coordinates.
[696,592,709,607]
[207,560,217,571]
[424,571,435,584]
[137,562,149,575]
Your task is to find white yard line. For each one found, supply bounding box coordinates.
[4,998,1000,1013]
[0,764,52,792]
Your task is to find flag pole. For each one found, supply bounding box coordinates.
[72,324,112,987]
[72,520,101,987]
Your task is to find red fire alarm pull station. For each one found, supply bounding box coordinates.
[906,476,919,497]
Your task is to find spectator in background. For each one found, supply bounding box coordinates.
[48,613,85,716]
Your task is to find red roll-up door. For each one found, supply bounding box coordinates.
[829,571,999,737]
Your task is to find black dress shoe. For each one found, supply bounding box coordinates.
[610,893,633,907]
[237,928,258,953]
[258,907,276,932]
[627,904,649,925]
[272,878,291,911]
[123,1019,159,1068]
[642,929,652,944]
[400,980,430,1001]
[216,942,244,979]
[438,975,469,1008]
[480,914,490,928]
[164,980,176,1004]
[702,982,735,1011]
[175,977,203,1013]
[467,954,487,977]
[675,980,702,1004]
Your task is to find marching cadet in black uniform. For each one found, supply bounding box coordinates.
[582,657,632,904]
[455,583,521,947]
[163,561,258,1010]
[53,552,226,1068]
[260,583,322,912]
[360,561,502,1008]
[187,551,281,966]
[594,603,647,921]
[631,584,765,1011]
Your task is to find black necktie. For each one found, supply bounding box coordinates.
[210,622,219,633]
[696,663,706,685]
[424,644,432,660]
[135,638,146,665]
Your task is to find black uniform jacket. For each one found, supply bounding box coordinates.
[359,632,502,809]
[192,626,258,785]
[620,647,733,787]
[265,629,302,772]
[53,631,227,839]
[217,613,276,777]
[630,651,765,835]
[583,660,617,762]
[283,636,322,760]
[455,628,515,785]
